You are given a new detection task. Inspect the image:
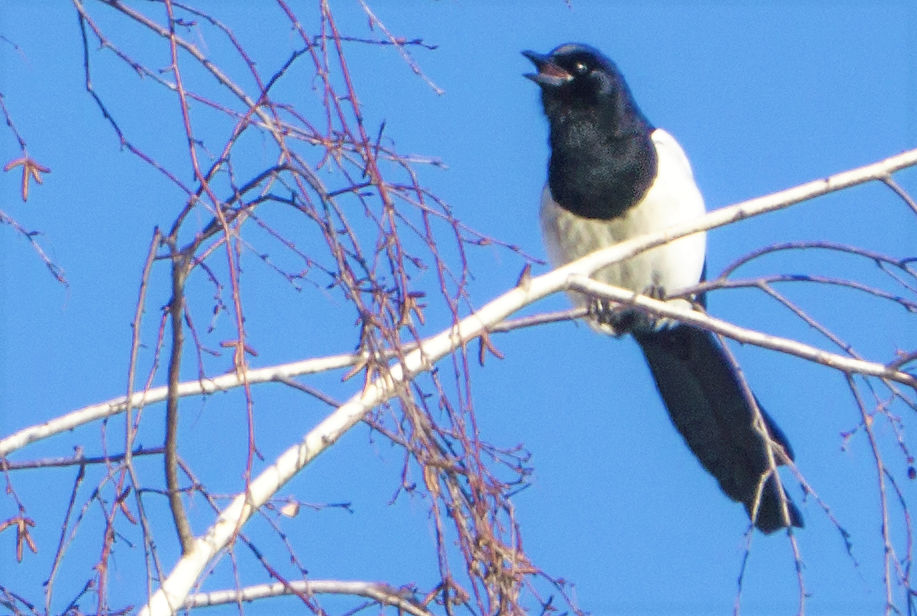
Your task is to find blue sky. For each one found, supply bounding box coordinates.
[2,2,917,615]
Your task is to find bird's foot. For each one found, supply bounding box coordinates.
[637,284,674,331]
[643,283,667,302]
[587,284,673,334]
[588,298,639,335]
[588,284,670,334]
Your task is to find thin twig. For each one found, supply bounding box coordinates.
[2,447,164,471]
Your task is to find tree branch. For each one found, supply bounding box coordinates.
[183,579,434,616]
[566,275,916,388]
[0,352,364,457]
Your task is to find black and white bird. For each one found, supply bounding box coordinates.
[523,43,802,533]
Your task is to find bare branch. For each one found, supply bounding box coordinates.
[567,275,916,388]
[882,174,917,217]
[184,579,434,616]
[1,447,164,471]
[0,352,363,457]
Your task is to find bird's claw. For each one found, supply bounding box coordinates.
[588,298,638,334]
[643,283,667,301]
[587,283,668,334]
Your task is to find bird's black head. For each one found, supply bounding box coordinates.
[523,43,653,137]
[523,44,621,105]
[523,43,657,219]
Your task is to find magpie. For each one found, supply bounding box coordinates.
[523,43,802,533]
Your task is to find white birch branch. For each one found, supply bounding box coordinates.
[183,579,433,616]
[567,275,916,387]
[0,352,361,457]
[138,149,917,615]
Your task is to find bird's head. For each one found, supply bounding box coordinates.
[523,43,622,106]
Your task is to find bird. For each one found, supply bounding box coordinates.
[523,43,802,533]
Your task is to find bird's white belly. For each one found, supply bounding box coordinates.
[539,129,706,332]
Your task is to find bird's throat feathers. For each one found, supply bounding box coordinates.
[543,74,658,221]
[547,109,657,220]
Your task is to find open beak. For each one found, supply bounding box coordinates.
[522,50,573,87]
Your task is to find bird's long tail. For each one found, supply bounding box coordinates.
[634,324,803,534]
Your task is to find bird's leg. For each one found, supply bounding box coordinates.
[604,284,669,333]
[587,297,627,328]
[586,285,672,334]
[639,283,673,331]
[587,295,647,335]
[642,283,667,302]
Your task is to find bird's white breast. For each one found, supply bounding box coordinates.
[540,128,706,333]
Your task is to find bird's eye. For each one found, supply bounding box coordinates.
[574,61,588,74]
